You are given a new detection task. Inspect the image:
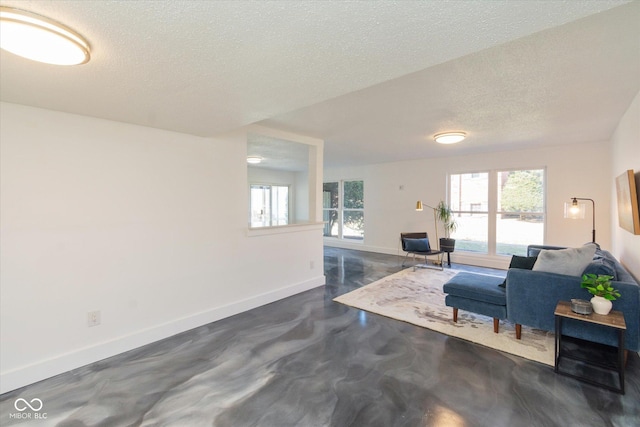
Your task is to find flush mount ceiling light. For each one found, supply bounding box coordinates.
[0,6,90,65]
[434,132,466,144]
[246,156,262,164]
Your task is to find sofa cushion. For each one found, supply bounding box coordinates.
[527,244,566,257]
[510,255,538,270]
[404,237,430,252]
[499,255,538,287]
[583,257,617,280]
[443,272,506,305]
[532,244,597,276]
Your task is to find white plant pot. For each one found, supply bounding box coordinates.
[591,296,612,315]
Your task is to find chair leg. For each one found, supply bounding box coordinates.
[401,252,411,267]
[453,307,458,323]
[515,324,522,339]
[493,318,499,333]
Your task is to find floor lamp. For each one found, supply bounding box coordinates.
[564,197,596,243]
[415,201,440,250]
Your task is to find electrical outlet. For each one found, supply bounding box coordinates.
[310,260,315,269]
[87,310,101,327]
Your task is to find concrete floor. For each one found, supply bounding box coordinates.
[0,247,638,426]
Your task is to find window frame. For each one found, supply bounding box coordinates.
[449,171,490,254]
[495,168,546,255]
[249,183,290,228]
[448,168,546,257]
[323,180,364,241]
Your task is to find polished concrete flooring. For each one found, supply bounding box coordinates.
[1,247,638,426]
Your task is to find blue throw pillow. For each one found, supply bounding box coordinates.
[404,238,430,252]
[583,258,617,280]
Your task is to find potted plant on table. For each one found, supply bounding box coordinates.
[436,201,457,253]
[581,274,620,315]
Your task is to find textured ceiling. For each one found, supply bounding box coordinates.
[1,0,638,168]
[262,1,640,166]
[247,134,309,172]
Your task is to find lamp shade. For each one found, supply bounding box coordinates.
[564,201,585,219]
[416,201,423,211]
[564,197,596,243]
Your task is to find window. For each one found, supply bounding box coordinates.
[450,173,489,253]
[323,180,364,240]
[496,170,544,255]
[449,169,545,256]
[323,182,339,237]
[250,184,289,227]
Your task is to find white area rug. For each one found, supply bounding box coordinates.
[334,267,555,366]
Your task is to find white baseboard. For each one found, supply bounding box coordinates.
[324,240,404,257]
[0,275,325,394]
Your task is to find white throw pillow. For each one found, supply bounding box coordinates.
[532,244,597,277]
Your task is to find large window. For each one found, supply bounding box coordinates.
[450,172,489,253]
[323,180,364,240]
[449,169,545,256]
[496,170,544,255]
[250,184,289,227]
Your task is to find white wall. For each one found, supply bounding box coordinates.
[611,90,640,280]
[295,170,310,222]
[0,103,325,393]
[325,141,612,269]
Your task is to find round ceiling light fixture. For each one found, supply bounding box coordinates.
[246,156,262,164]
[0,6,90,65]
[434,132,466,144]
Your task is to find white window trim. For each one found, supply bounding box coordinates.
[249,183,291,228]
[448,167,546,258]
[323,180,364,242]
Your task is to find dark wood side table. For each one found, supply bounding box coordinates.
[554,300,626,394]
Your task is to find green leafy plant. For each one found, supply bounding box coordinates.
[581,274,621,301]
[435,201,457,238]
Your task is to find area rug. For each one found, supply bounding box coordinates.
[334,267,555,366]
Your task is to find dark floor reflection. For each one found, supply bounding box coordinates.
[0,247,637,427]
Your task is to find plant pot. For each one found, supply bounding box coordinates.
[439,238,456,253]
[590,296,612,315]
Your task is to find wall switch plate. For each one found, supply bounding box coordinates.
[87,310,101,327]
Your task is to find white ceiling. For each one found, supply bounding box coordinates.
[247,133,309,172]
[1,1,638,168]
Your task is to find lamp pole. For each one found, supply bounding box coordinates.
[415,201,440,250]
[571,197,596,243]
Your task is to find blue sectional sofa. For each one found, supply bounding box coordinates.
[506,245,640,352]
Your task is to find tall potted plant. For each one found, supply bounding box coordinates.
[436,201,457,253]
